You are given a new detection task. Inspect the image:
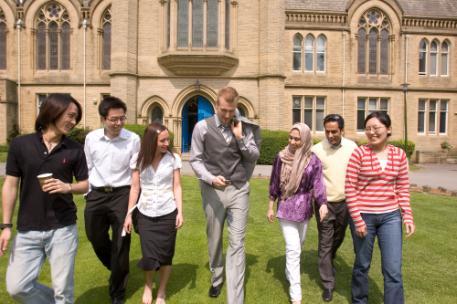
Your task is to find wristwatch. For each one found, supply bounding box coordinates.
[0,223,13,230]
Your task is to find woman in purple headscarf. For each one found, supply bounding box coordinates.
[267,123,328,304]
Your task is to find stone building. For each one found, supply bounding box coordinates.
[0,0,456,160]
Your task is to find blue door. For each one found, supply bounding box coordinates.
[181,96,214,152]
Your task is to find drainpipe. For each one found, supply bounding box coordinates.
[16,17,23,132]
[342,31,346,117]
[82,18,88,128]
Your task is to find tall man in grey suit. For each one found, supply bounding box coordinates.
[190,87,260,304]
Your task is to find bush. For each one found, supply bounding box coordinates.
[124,124,174,150]
[7,124,20,145]
[389,140,415,159]
[124,124,146,137]
[0,144,8,152]
[67,128,92,145]
[258,130,321,165]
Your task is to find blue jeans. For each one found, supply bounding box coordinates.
[350,210,404,304]
[6,225,78,304]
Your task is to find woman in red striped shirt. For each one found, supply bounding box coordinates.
[345,111,415,304]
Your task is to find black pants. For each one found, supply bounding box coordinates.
[315,200,349,290]
[84,187,131,300]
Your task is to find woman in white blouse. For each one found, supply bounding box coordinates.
[124,122,183,304]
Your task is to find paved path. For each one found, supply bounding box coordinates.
[2,162,457,192]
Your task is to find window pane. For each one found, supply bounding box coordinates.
[293,97,301,123]
[192,0,203,47]
[61,22,70,70]
[305,96,313,108]
[419,40,427,74]
[439,100,448,133]
[37,22,46,69]
[305,35,313,71]
[177,0,189,47]
[380,98,388,111]
[316,97,325,109]
[368,98,377,111]
[418,99,426,111]
[293,34,302,70]
[428,100,437,132]
[316,35,326,71]
[49,22,58,70]
[225,0,230,49]
[293,96,301,109]
[441,53,448,76]
[0,22,5,69]
[418,112,425,133]
[304,109,312,128]
[102,22,111,70]
[430,41,438,75]
[207,0,218,47]
[357,98,365,109]
[293,52,301,71]
[316,109,324,131]
[358,28,366,73]
[380,29,389,74]
[357,110,365,131]
[150,106,164,124]
[368,28,377,74]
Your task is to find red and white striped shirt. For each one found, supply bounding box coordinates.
[345,144,414,228]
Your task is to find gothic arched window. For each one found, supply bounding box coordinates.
[430,40,438,76]
[419,39,428,75]
[292,33,302,71]
[304,34,314,72]
[0,9,6,69]
[150,105,164,124]
[440,41,449,76]
[101,6,112,70]
[316,35,326,72]
[357,9,391,75]
[35,2,71,70]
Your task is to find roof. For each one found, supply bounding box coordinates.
[286,0,457,18]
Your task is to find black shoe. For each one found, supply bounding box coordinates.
[208,283,223,298]
[322,289,333,302]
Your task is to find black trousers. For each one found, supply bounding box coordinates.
[84,187,131,300]
[315,200,349,290]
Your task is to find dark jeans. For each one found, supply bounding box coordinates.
[349,210,404,304]
[315,201,349,290]
[84,188,131,301]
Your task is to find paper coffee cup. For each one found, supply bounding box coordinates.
[37,173,53,187]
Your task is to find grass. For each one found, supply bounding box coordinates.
[0,152,6,163]
[1,176,457,303]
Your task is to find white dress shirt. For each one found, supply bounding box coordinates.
[84,128,141,188]
[136,152,182,217]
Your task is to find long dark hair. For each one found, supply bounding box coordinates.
[35,94,82,131]
[137,122,172,172]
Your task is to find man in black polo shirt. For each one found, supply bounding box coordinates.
[84,97,140,304]
[0,94,89,304]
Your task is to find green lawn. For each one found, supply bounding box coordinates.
[1,177,457,303]
[0,152,7,163]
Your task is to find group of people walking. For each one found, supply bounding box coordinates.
[0,86,415,304]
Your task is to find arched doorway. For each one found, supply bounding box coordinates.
[181,95,215,152]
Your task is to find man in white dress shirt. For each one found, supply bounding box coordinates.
[84,96,140,304]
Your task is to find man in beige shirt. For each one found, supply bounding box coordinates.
[312,114,357,302]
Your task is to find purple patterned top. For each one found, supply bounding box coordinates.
[269,153,327,222]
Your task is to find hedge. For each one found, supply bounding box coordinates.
[258,130,321,165]
[389,140,416,159]
[67,124,174,150]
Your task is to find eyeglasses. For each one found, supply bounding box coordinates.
[106,116,127,123]
[364,126,385,133]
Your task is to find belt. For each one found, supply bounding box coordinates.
[91,185,130,193]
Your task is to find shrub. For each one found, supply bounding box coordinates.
[67,127,91,145]
[0,144,8,152]
[7,124,20,145]
[124,124,174,150]
[258,129,321,165]
[388,140,415,159]
[124,124,146,137]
